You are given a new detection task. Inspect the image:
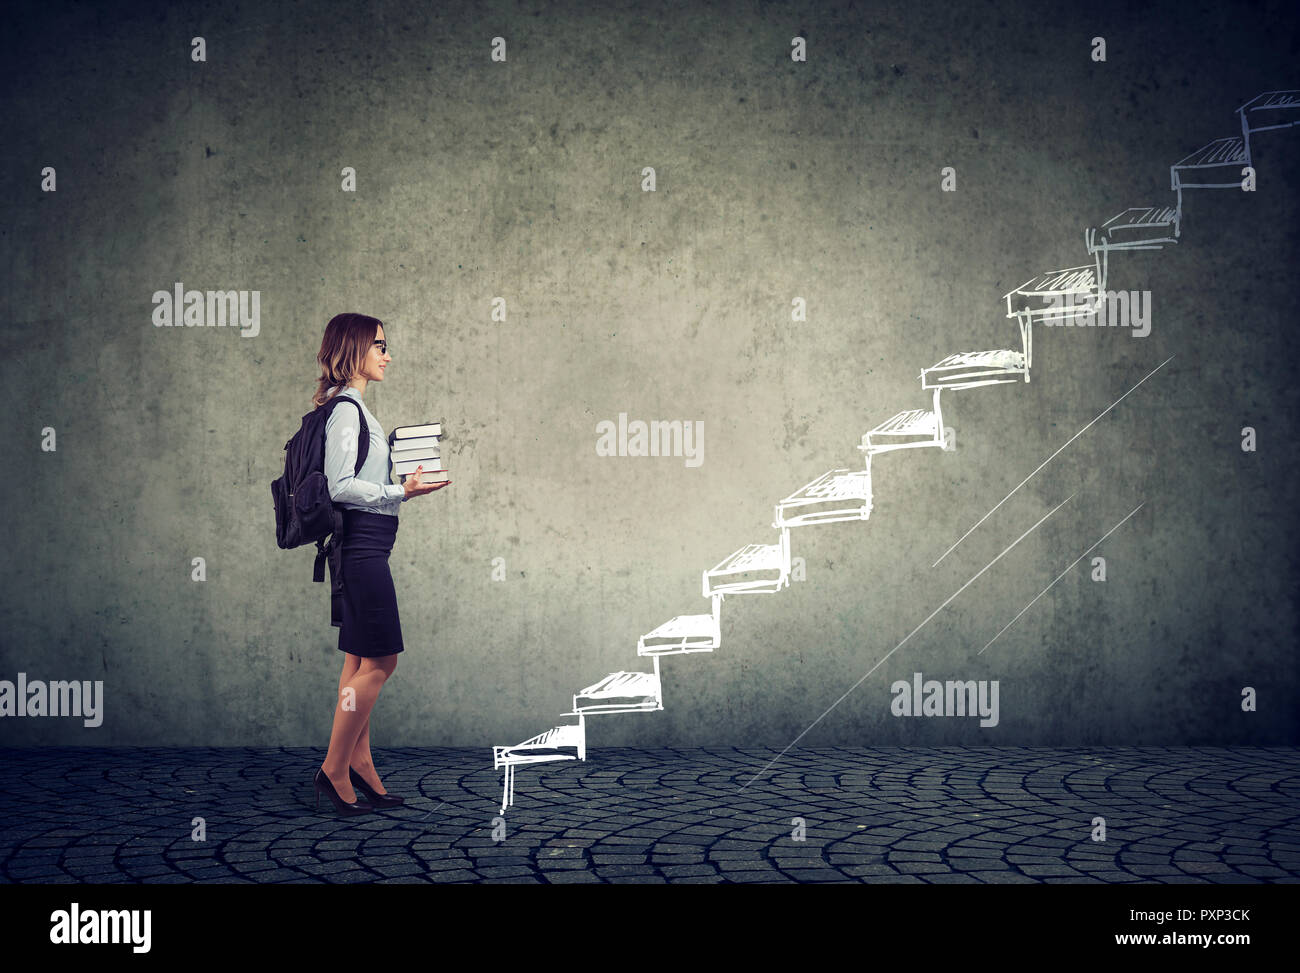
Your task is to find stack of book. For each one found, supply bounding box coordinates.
[389,421,450,485]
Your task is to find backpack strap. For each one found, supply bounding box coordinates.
[323,394,370,475]
[311,508,347,625]
[313,531,331,584]
[314,393,372,626]
[326,506,346,627]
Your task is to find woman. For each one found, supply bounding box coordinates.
[309,312,449,816]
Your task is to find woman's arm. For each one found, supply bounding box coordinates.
[324,403,406,506]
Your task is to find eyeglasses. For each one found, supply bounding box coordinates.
[373,340,388,355]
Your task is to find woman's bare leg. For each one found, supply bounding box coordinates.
[344,649,393,792]
[349,714,386,794]
[334,653,367,789]
[321,653,397,802]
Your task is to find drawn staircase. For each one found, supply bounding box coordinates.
[491,89,1298,813]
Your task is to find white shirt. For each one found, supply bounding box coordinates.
[323,386,405,517]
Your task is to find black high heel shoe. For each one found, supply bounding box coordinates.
[350,766,405,806]
[314,768,373,815]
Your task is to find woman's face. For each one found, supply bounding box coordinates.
[359,325,392,383]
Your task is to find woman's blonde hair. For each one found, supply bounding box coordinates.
[312,313,386,407]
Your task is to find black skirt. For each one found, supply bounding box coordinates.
[336,509,404,658]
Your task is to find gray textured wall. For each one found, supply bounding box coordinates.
[2,0,1297,749]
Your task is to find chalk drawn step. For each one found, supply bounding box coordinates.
[1238,90,1300,137]
[920,349,1028,390]
[703,531,791,596]
[860,399,945,456]
[493,719,586,812]
[1086,206,1180,252]
[774,468,874,527]
[568,666,663,715]
[1004,265,1101,324]
[1170,136,1248,189]
[638,594,723,657]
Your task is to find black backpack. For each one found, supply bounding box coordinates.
[271,395,370,624]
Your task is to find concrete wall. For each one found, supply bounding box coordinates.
[2,0,1297,747]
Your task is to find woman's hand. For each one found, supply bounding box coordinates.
[402,466,451,499]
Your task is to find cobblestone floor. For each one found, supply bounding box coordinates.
[1,746,1297,884]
